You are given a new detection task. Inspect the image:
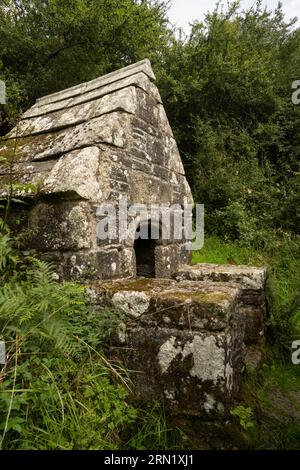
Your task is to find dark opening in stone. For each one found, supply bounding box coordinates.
[134,223,156,278]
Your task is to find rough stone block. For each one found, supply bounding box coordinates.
[41,146,103,201]
[33,59,155,108]
[60,247,135,280]
[28,201,93,252]
[155,244,191,278]
[88,278,245,417]
[175,263,267,346]
[21,72,150,120]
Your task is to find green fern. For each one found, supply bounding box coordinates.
[0,230,18,273]
[0,248,136,449]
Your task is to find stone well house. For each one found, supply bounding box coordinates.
[0,60,267,418]
[0,59,193,281]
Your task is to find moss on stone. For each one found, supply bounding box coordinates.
[92,278,173,292]
[0,133,50,163]
[157,290,233,305]
[91,278,235,307]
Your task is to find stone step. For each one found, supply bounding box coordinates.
[175,263,267,290]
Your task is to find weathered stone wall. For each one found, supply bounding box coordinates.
[87,278,246,417]
[85,263,268,415]
[175,263,267,367]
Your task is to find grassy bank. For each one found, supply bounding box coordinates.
[193,235,300,350]
[192,235,300,449]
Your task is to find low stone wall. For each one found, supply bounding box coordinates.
[87,278,245,417]
[175,263,268,367]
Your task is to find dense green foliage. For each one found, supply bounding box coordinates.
[0,237,131,449]
[0,0,170,130]
[157,2,300,244]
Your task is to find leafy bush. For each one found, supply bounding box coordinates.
[0,230,17,273]
[230,405,254,431]
[158,2,300,240]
